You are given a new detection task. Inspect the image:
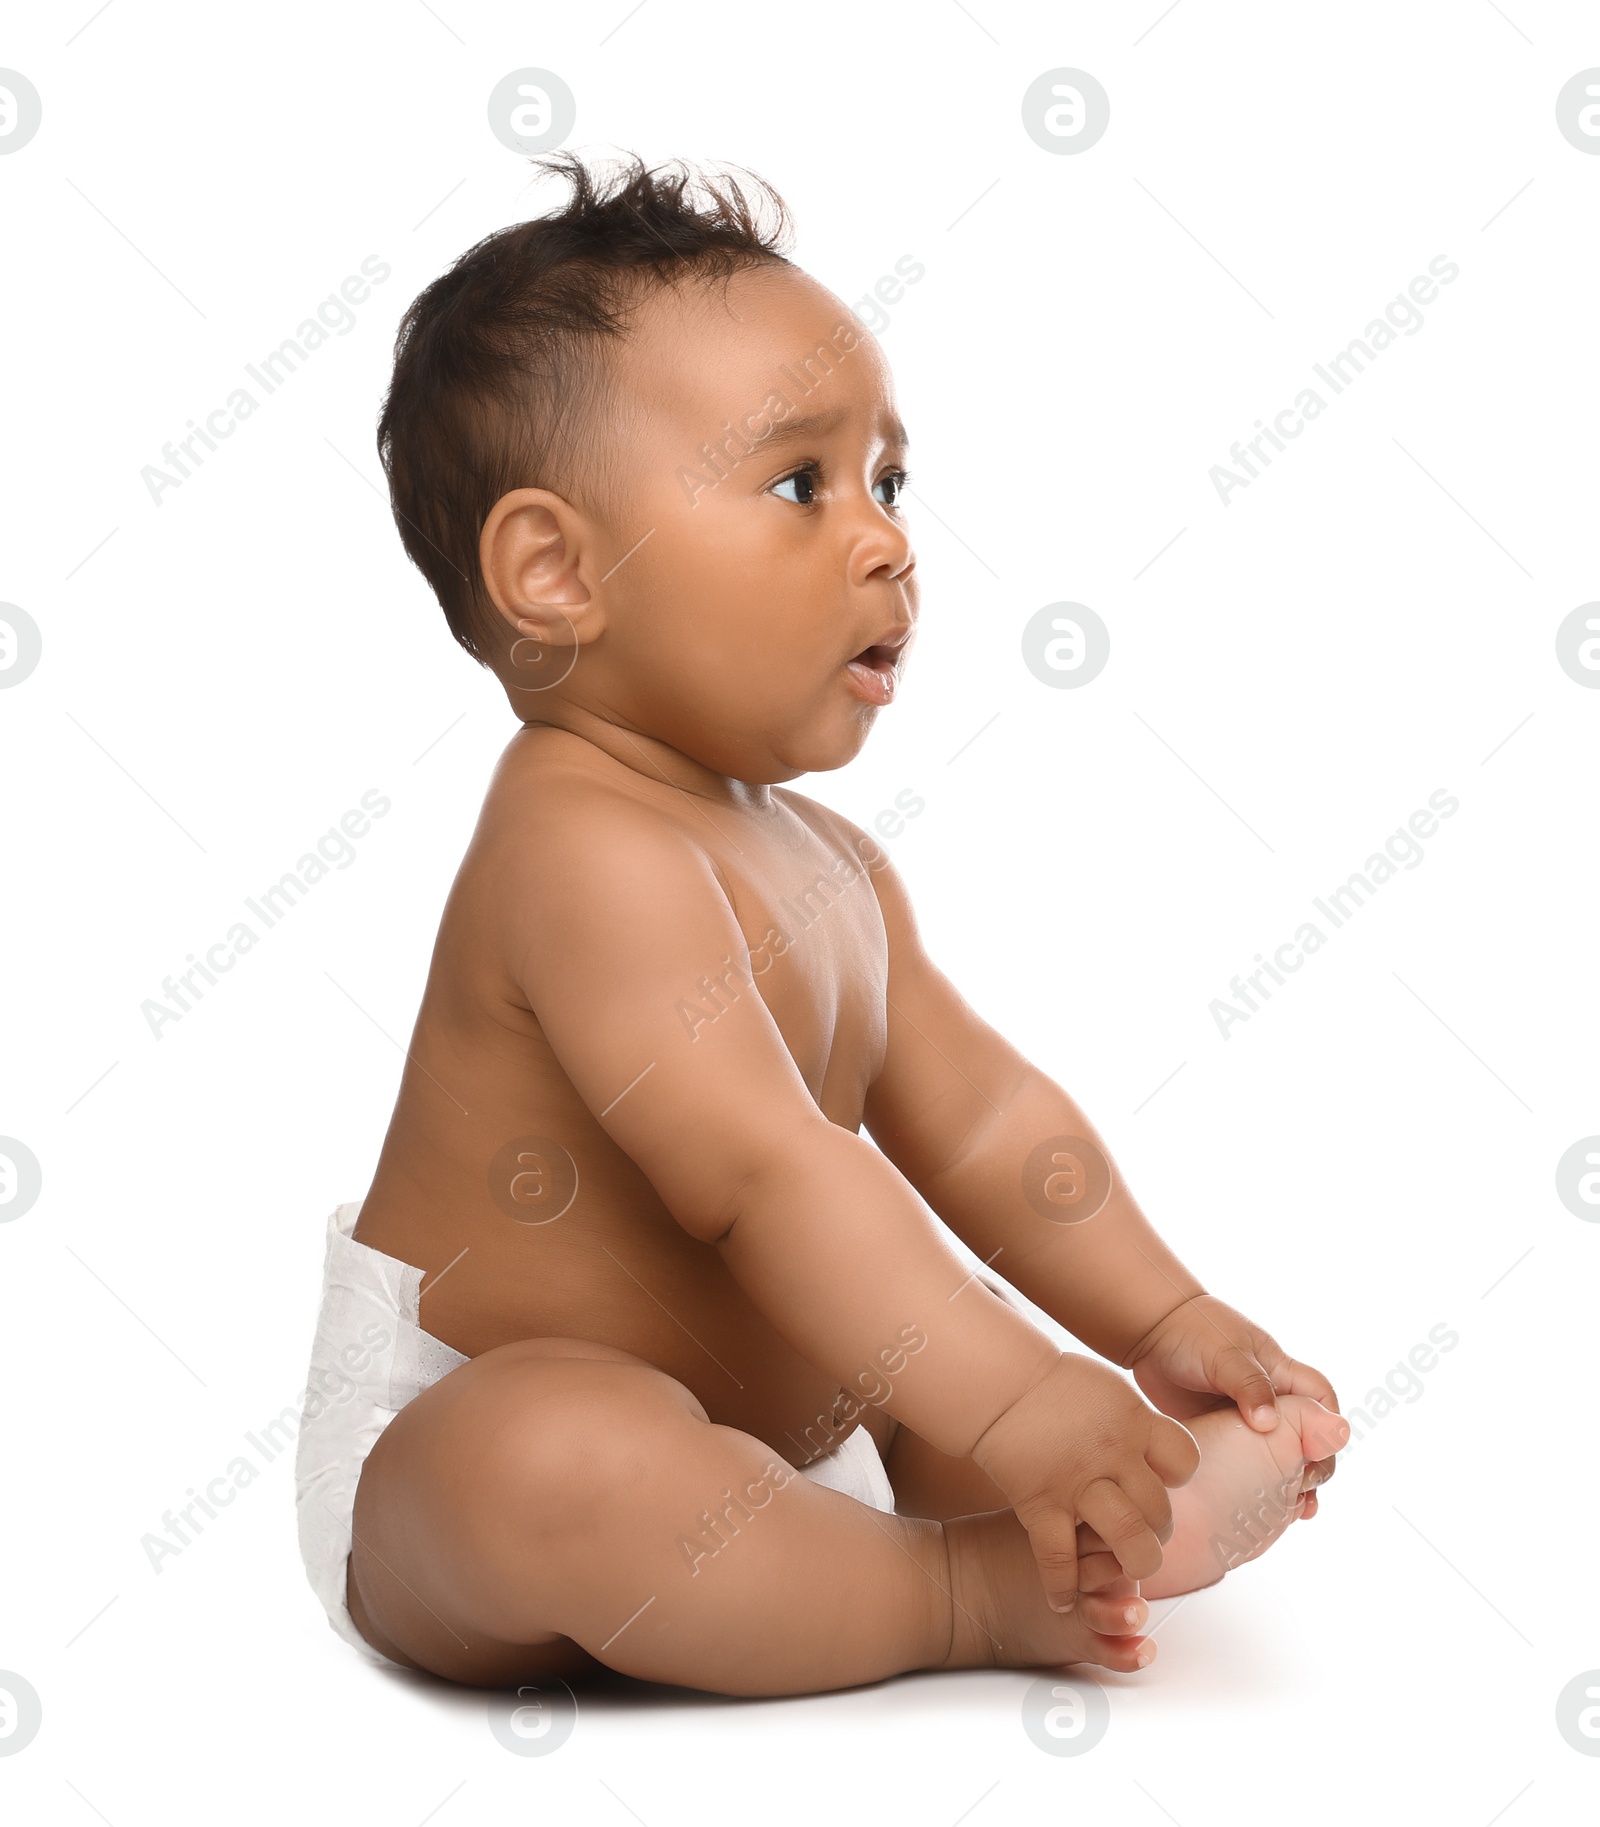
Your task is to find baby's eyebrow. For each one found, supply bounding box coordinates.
[756,408,844,449]
[754,407,910,453]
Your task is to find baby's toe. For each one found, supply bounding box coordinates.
[1277,1394,1350,1468]
[1070,1629,1156,1674]
[1302,1451,1337,1492]
[1076,1587,1149,1637]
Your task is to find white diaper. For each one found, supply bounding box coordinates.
[292,1201,898,1670]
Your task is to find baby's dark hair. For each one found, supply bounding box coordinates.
[376,151,794,665]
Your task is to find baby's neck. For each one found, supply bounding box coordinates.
[513,705,771,811]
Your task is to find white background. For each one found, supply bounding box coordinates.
[3,1,1597,1821]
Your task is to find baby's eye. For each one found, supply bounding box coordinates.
[771,465,819,506]
[874,469,910,507]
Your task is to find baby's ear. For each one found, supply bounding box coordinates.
[479,487,595,638]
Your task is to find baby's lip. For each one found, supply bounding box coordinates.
[848,624,913,665]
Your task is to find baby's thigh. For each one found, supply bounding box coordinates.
[347,1337,710,1686]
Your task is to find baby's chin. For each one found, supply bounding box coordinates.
[734,709,883,782]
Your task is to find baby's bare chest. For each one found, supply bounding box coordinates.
[706,814,889,1123]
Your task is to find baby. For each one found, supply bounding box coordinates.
[292,153,1348,1697]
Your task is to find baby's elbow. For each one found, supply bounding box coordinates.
[666,1165,752,1246]
[658,1112,840,1246]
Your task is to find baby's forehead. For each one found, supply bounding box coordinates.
[617,264,895,429]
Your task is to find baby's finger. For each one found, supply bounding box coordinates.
[1075,1521,1112,1558]
[1071,1520,1118,1592]
[1014,1499,1083,1612]
[1081,1571,1139,1603]
[1270,1355,1340,1416]
[1078,1477,1166,1583]
[1213,1344,1281,1431]
[1075,1550,1131,1592]
[1146,1413,1201,1487]
[1120,1461,1178,1546]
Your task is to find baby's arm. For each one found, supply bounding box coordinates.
[502,785,1197,1607]
[854,830,1339,1429]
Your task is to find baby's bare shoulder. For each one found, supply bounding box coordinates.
[483,727,691,832]
[472,727,725,896]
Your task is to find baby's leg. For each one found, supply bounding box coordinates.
[346,1338,1154,1697]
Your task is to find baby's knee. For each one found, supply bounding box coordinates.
[458,1344,712,1510]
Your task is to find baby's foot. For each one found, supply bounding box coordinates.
[937,1395,1349,1674]
[941,1511,1159,1674]
[1138,1393,1349,1599]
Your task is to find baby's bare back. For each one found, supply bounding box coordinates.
[354,724,891,1460]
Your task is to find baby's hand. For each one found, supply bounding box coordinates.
[1126,1293,1341,1435]
[968,1353,1200,1613]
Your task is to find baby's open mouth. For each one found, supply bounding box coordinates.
[844,641,903,706]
